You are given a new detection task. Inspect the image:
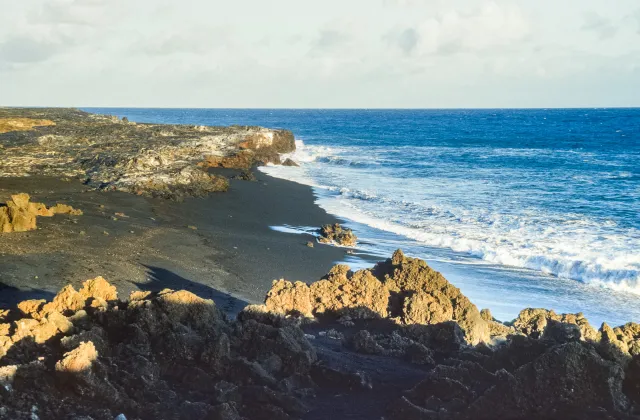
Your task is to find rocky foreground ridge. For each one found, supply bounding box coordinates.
[0,108,295,200]
[1,251,640,419]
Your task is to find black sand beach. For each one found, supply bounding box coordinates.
[0,170,354,315]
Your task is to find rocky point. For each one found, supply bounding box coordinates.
[0,108,296,200]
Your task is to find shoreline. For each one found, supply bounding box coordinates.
[0,171,369,315]
[260,166,640,327]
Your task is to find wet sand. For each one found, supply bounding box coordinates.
[0,170,360,315]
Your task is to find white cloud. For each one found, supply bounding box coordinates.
[582,12,618,40]
[0,0,638,107]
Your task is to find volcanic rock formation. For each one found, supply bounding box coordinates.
[0,193,82,233]
[2,252,640,419]
[317,223,357,247]
[0,108,296,200]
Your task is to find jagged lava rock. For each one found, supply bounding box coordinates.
[0,108,296,199]
[379,249,490,345]
[0,193,82,233]
[318,223,358,247]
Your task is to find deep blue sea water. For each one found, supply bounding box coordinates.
[84,108,640,326]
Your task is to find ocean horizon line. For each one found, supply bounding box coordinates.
[3,105,640,111]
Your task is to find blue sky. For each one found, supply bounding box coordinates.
[1,0,639,107]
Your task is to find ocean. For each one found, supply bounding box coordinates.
[84,108,640,326]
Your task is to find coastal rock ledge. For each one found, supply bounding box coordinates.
[2,250,640,419]
[0,108,296,200]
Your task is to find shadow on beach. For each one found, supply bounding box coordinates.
[139,265,249,317]
[0,282,55,308]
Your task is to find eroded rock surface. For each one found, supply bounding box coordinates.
[0,108,295,200]
[264,250,490,344]
[0,277,317,419]
[0,193,82,233]
[318,223,358,247]
[3,252,640,419]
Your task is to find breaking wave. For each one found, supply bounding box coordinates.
[262,140,640,294]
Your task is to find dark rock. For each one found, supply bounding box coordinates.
[233,170,257,181]
[469,342,629,418]
[318,223,357,247]
[311,365,373,391]
[542,319,582,344]
[282,158,299,167]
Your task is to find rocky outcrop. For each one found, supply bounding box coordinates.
[0,108,296,199]
[511,308,598,341]
[0,277,317,419]
[3,252,640,419]
[0,193,82,233]
[390,340,631,419]
[318,223,358,247]
[264,250,490,345]
[265,264,390,320]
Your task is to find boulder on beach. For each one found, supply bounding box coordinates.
[282,158,300,167]
[318,223,358,247]
[0,193,82,233]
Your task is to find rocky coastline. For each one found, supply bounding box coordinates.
[1,108,639,419]
[1,252,640,419]
[0,108,295,200]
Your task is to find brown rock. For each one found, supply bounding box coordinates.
[200,151,255,169]
[403,290,453,325]
[49,203,83,216]
[282,158,299,167]
[17,299,47,319]
[56,341,98,374]
[599,322,631,364]
[79,276,118,302]
[513,308,597,342]
[6,196,37,232]
[0,193,82,233]
[0,365,18,389]
[381,250,489,345]
[318,223,357,247]
[265,280,313,317]
[130,290,153,301]
[9,193,31,209]
[156,289,224,331]
[29,202,54,216]
[310,266,389,319]
[0,117,55,134]
[480,308,493,322]
[0,207,11,232]
[41,285,86,316]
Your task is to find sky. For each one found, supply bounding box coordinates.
[1,0,639,108]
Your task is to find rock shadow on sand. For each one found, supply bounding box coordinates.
[0,282,55,308]
[139,265,248,317]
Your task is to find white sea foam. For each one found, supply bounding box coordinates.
[261,139,640,294]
